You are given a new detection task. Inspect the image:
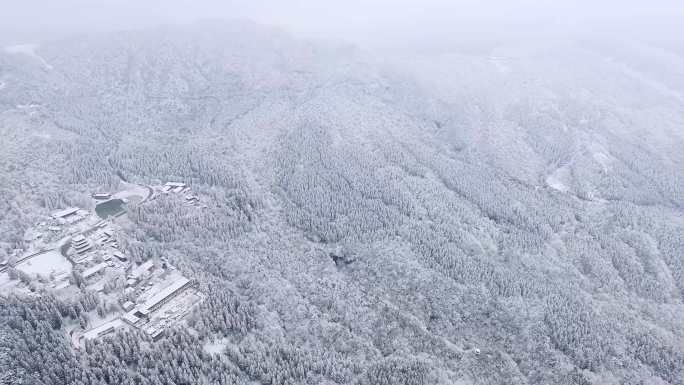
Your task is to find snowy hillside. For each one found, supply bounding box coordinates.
[1,21,684,385]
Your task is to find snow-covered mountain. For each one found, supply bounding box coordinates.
[1,21,684,385]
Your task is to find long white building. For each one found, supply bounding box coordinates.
[82,262,108,280]
[52,207,79,220]
[141,277,192,312]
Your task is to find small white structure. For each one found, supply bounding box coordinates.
[148,328,165,341]
[112,251,128,262]
[123,311,141,326]
[123,308,150,327]
[53,272,70,281]
[82,319,124,341]
[163,182,187,194]
[165,182,186,187]
[122,301,135,311]
[52,207,79,220]
[82,262,107,280]
[23,230,43,242]
[72,235,92,255]
[92,193,111,200]
[129,260,154,280]
[137,308,150,317]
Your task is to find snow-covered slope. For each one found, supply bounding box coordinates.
[1,22,684,385]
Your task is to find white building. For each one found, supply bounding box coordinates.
[51,207,79,220]
[72,235,92,255]
[149,329,164,341]
[163,182,187,193]
[140,277,192,312]
[112,251,128,262]
[165,182,186,188]
[129,260,154,280]
[185,195,200,205]
[122,311,142,326]
[82,262,107,280]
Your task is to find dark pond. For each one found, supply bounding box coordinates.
[95,199,125,219]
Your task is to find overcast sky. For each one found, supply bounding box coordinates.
[2,0,683,47]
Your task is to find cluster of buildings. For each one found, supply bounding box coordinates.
[70,236,202,343]
[122,273,198,340]
[77,258,202,343]
[2,181,205,345]
[1,207,106,291]
[12,207,96,260]
[67,230,202,344]
[68,218,123,269]
[152,181,206,208]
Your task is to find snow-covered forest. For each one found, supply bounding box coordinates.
[2,21,684,385]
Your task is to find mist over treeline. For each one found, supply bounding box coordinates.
[2,0,684,49]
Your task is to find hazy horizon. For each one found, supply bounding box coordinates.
[3,0,684,49]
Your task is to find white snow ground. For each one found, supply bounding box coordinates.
[15,250,72,277]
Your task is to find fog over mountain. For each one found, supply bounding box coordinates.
[1,2,684,385]
[3,0,684,46]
